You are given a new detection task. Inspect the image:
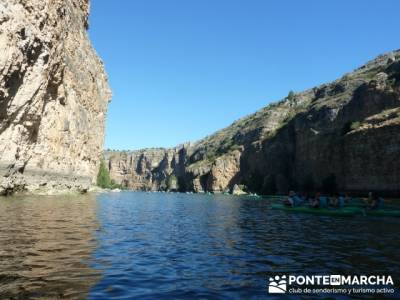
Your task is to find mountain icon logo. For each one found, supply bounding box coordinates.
[268,275,287,293]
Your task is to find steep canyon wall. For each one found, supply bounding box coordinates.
[0,0,111,194]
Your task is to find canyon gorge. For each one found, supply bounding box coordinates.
[105,51,400,196]
[1,1,399,197]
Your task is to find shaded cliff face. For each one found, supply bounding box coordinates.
[0,0,111,194]
[106,51,400,196]
[240,52,400,196]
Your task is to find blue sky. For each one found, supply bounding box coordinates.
[89,0,399,150]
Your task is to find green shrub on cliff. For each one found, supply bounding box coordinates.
[97,160,112,188]
[287,90,295,101]
[350,121,361,130]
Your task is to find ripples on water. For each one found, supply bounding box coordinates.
[0,192,399,299]
[0,194,99,299]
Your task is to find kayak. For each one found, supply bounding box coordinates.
[365,209,400,217]
[345,203,398,209]
[271,204,362,217]
[345,203,368,208]
[271,204,400,218]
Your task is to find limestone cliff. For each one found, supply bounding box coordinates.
[106,51,400,196]
[104,146,189,191]
[0,0,111,195]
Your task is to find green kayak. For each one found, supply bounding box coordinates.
[271,204,362,217]
[345,203,368,208]
[365,209,400,217]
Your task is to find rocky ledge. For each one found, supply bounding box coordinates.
[0,0,111,195]
[105,51,400,197]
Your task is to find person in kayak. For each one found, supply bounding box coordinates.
[330,193,345,208]
[368,192,384,209]
[310,192,321,208]
[329,194,337,207]
[283,190,295,206]
[283,191,302,207]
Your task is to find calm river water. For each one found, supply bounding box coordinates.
[0,192,399,299]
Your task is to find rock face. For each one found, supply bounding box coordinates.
[207,150,242,193]
[107,50,400,196]
[104,146,189,191]
[0,0,111,195]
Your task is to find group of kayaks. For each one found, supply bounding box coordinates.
[271,203,400,217]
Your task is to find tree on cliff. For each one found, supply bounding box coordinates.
[287,90,296,106]
[287,90,295,100]
[97,160,112,188]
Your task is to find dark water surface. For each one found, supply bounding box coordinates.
[0,192,399,299]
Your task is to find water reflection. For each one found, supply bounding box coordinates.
[90,193,400,299]
[0,194,99,299]
[0,192,399,299]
